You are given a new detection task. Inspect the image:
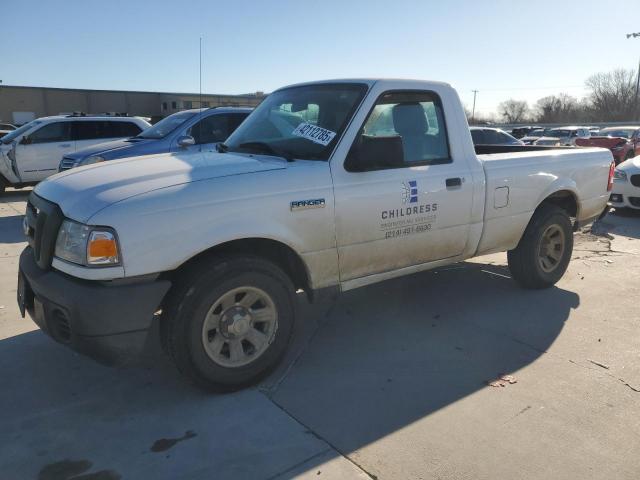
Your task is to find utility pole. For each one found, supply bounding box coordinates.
[471,90,478,124]
[627,32,640,120]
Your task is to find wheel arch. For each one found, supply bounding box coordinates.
[163,237,313,300]
[536,189,579,220]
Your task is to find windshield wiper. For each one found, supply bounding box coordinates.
[234,141,295,162]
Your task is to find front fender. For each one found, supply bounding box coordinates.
[86,165,338,288]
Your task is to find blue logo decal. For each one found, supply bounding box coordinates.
[402,180,418,204]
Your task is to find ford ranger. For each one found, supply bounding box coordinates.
[17,79,614,391]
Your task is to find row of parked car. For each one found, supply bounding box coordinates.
[0,108,252,194]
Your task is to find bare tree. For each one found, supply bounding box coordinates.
[463,103,497,125]
[585,68,638,121]
[498,99,529,123]
[535,93,583,123]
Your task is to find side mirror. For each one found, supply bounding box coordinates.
[345,135,405,172]
[20,136,31,145]
[177,135,195,147]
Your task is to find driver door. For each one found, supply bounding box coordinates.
[331,90,474,283]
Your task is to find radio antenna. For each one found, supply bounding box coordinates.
[198,35,203,152]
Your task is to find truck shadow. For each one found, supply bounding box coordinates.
[269,260,579,469]
[0,215,27,243]
[0,260,578,479]
[594,208,640,240]
[0,189,31,201]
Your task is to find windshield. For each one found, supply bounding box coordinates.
[136,110,196,139]
[529,129,545,136]
[599,128,635,139]
[224,83,368,161]
[1,120,41,144]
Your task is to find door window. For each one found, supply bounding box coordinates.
[112,121,142,137]
[188,115,229,144]
[227,113,249,134]
[74,121,111,140]
[350,91,450,170]
[29,122,72,144]
[470,129,485,145]
[482,129,502,144]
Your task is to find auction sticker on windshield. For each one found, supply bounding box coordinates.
[292,123,336,146]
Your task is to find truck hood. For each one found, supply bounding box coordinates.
[34,151,287,223]
[64,137,154,161]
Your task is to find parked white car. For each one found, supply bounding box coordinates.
[0,115,150,194]
[18,79,613,391]
[0,122,17,138]
[609,157,640,210]
[535,126,591,146]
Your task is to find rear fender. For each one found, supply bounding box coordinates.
[534,179,579,219]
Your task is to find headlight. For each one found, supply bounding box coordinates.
[613,170,627,181]
[78,155,105,166]
[54,219,120,266]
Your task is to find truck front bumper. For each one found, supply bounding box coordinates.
[17,247,171,366]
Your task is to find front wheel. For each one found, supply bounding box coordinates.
[507,205,573,289]
[163,256,295,392]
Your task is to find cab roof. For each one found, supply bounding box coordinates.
[276,78,452,91]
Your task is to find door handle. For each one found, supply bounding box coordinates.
[446,177,462,188]
[59,144,71,148]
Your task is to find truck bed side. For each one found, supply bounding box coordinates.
[474,147,612,256]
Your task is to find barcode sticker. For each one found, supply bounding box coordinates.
[292,123,337,146]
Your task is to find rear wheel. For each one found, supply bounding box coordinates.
[0,176,7,197]
[507,205,573,289]
[163,256,295,392]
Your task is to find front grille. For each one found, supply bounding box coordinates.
[629,197,640,207]
[631,175,640,188]
[25,192,64,270]
[59,157,76,171]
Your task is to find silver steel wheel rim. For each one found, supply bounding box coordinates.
[201,286,278,368]
[538,224,565,273]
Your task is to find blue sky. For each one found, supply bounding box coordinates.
[4,0,640,115]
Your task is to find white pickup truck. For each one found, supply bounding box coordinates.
[17,79,614,391]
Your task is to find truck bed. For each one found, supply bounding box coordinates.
[474,147,612,256]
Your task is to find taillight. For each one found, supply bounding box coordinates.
[607,161,615,191]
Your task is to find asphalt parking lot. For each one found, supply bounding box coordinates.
[1,189,639,480]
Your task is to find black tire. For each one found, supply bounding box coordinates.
[162,255,295,392]
[0,176,7,197]
[507,204,573,289]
